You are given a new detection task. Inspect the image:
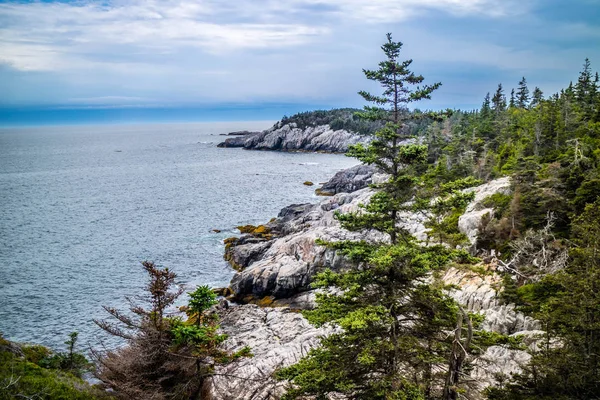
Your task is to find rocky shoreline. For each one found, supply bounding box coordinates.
[217,121,370,153]
[204,164,539,399]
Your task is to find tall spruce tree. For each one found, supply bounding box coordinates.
[277,33,467,400]
[516,77,530,108]
[509,89,516,108]
[481,92,492,118]
[492,84,507,114]
[530,87,544,108]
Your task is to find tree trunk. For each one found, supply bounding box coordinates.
[442,307,472,400]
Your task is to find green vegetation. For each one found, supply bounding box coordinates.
[278,35,600,400]
[486,200,600,399]
[281,108,383,135]
[6,33,600,400]
[279,107,436,137]
[277,33,510,400]
[0,333,107,400]
[93,262,250,400]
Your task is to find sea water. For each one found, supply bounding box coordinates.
[0,122,357,350]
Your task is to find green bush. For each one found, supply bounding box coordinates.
[0,343,108,400]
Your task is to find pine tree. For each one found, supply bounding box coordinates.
[509,89,516,108]
[277,33,468,400]
[530,87,544,108]
[516,77,530,108]
[492,84,507,115]
[482,92,492,118]
[93,262,249,399]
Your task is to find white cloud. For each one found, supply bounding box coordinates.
[297,0,530,22]
[0,0,527,73]
[7,0,588,110]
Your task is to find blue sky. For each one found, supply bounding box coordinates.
[0,0,599,125]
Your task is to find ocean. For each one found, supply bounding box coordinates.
[0,122,357,350]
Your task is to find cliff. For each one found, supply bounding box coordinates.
[217,122,371,153]
[204,169,539,399]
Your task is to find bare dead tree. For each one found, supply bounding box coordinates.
[442,306,473,400]
[496,212,568,283]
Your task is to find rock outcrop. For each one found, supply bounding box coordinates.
[227,177,511,301]
[458,176,512,245]
[315,164,376,196]
[208,174,532,399]
[443,266,540,335]
[443,265,541,392]
[206,265,538,400]
[228,188,387,300]
[204,305,331,400]
[217,122,370,153]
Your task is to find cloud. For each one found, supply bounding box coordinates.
[1,0,596,112]
[0,0,528,73]
[296,0,531,22]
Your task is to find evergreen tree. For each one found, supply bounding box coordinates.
[340,32,442,245]
[530,87,544,108]
[277,33,465,400]
[575,58,593,102]
[481,92,492,118]
[93,262,249,400]
[492,84,507,114]
[575,58,599,119]
[516,77,530,108]
[509,89,516,108]
[487,200,600,399]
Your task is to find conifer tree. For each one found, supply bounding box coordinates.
[481,92,492,118]
[487,200,600,399]
[530,87,544,108]
[277,33,466,400]
[93,262,249,400]
[492,84,507,114]
[516,77,530,108]
[509,89,516,108]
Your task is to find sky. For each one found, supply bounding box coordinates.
[0,0,599,125]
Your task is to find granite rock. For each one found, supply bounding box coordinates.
[217,123,370,153]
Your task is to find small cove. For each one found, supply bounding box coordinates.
[0,122,357,349]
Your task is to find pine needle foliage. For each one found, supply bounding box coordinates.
[93,262,249,400]
[277,33,473,400]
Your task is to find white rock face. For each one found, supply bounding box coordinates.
[218,123,371,153]
[458,176,512,245]
[212,176,530,399]
[208,267,540,399]
[230,177,511,300]
[204,305,331,400]
[443,266,539,334]
[443,266,541,393]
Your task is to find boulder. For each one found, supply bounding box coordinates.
[316,164,376,196]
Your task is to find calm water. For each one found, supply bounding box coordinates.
[0,122,357,350]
